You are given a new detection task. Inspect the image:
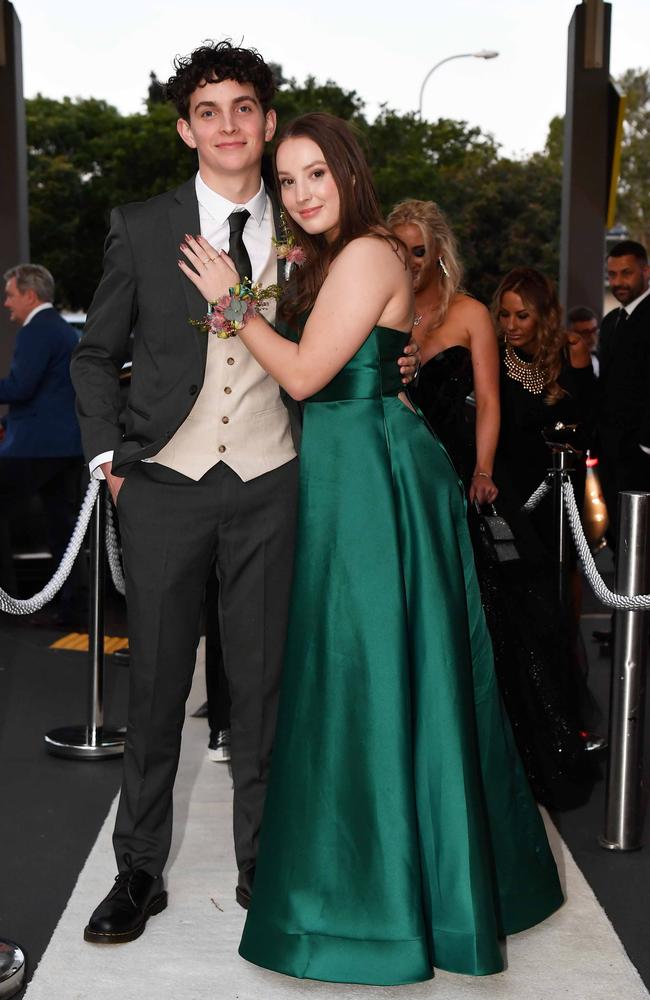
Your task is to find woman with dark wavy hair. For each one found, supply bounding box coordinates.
[492,266,595,530]
[485,267,603,800]
[178,114,561,986]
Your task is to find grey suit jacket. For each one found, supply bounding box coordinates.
[71,176,299,476]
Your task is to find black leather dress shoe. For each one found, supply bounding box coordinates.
[84,866,167,943]
[236,867,255,910]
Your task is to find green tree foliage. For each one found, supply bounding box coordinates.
[364,109,498,209]
[616,68,650,247]
[539,69,650,249]
[27,73,564,309]
[27,94,195,308]
[454,154,562,304]
[544,114,564,166]
[273,74,365,125]
[360,109,550,303]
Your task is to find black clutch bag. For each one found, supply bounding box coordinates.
[473,501,520,564]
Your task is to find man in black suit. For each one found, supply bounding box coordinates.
[598,240,650,546]
[72,41,417,944]
[1,264,84,623]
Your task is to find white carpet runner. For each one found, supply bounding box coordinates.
[25,652,649,1000]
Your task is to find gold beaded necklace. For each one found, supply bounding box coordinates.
[503,344,546,394]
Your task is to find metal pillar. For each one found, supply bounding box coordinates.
[44,484,125,759]
[600,492,650,851]
[0,939,25,999]
[559,1,612,316]
[0,2,30,383]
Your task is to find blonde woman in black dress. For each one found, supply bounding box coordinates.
[388,199,499,504]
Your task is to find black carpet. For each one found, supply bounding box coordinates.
[0,616,129,992]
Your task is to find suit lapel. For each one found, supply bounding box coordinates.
[169,179,286,363]
[268,187,287,288]
[169,177,208,365]
[628,292,650,333]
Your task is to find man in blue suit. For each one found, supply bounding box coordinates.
[1,264,85,624]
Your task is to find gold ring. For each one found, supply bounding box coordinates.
[208,256,217,262]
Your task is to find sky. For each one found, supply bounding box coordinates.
[15,0,649,158]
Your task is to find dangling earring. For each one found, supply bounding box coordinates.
[438,256,450,278]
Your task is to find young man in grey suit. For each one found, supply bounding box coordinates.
[72,41,417,944]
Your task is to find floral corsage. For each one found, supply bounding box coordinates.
[272,213,306,278]
[191,278,281,339]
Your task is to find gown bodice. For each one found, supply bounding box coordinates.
[412,345,473,418]
[409,345,475,484]
[305,326,410,403]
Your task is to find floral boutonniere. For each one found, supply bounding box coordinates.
[190,278,281,339]
[272,212,306,279]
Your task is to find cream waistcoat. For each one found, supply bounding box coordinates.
[151,213,295,482]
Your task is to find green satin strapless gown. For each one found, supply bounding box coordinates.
[239,326,563,986]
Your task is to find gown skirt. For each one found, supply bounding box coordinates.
[239,327,563,986]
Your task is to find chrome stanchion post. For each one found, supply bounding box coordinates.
[550,447,574,609]
[44,483,125,759]
[0,939,25,999]
[600,491,650,851]
[87,473,106,745]
[542,425,583,609]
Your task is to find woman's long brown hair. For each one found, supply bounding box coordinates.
[491,267,568,404]
[273,112,402,324]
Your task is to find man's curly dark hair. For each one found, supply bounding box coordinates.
[166,40,276,119]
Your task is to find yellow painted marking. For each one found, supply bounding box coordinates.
[607,89,627,229]
[50,633,129,653]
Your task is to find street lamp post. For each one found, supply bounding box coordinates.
[418,50,499,117]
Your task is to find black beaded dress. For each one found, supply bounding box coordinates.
[410,345,599,809]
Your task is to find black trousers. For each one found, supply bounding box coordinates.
[113,458,298,877]
[205,568,231,735]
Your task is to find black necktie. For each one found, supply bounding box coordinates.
[227,209,252,283]
[615,307,628,329]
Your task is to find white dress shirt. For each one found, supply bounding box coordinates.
[622,284,650,317]
[23,303,54,326]
[195,172,271,276]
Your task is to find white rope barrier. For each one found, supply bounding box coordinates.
[562,477,650,610]
[105,502,126,596]
[2,471,647,617]
[0,476,126,616]
[522,476,552,512]
[520,473,650,609]
[0,480,100,614]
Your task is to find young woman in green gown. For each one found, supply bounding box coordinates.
[179,112,563,987]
